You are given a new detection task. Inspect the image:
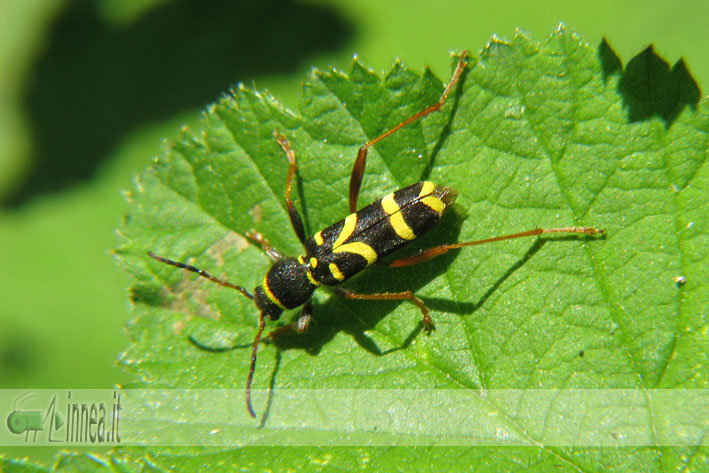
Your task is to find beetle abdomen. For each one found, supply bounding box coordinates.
[305,181,456,286]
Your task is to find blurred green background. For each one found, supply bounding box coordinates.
[1,0,706,465]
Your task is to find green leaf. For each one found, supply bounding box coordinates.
[1,451,169,473]
[113,28,707,471]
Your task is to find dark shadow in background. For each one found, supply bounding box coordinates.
[598,37,622,84]
[599,38,701,128]
[7,0,353,206]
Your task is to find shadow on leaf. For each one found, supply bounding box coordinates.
[7,0,353,206]
[599,38,701,128]
[269,220,602,359]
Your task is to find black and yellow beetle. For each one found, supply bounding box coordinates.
[148,51,604,418]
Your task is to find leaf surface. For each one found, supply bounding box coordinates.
[109,28,707,472]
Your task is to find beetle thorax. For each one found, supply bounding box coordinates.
[253,257,317,320]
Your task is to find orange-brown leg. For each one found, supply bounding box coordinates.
[335,287,434,332]
[349,51,469,213]
[274,130,307,245]
[265,299,313,340]
[383,227,605,268]
[244,230,286,261]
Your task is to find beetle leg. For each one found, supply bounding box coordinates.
[274,131,308,246]
[335,287,433,332]
[382,227,605,268]
[349,51,469,212]
[244,230,286,261]
[265,299,313,340]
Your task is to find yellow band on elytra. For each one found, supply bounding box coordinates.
[333,241,378,265]
[328,262,345,281]
[421,195,445,215]
[333,213,357,248]
[382,193,415,240]
[419,181,435,197]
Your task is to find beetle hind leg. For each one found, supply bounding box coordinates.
[335,287,433,332]
[382,226,606,268]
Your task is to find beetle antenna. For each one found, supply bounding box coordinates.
[246,311,266,418]
[148,251,253,300]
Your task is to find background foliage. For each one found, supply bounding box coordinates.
[1,0,707,469]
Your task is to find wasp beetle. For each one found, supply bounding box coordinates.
[149,51,604,418]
